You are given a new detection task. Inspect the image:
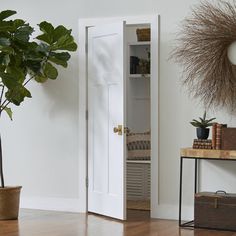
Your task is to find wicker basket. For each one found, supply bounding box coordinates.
[136,28,150,41]
[0,186,22,220]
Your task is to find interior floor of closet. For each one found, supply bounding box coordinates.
[127,200,150,211]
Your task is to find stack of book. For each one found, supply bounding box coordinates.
[212,123,227,149]
[192,139,212,149]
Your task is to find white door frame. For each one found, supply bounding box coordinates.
[78,15,160,218]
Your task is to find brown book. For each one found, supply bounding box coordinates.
[221,127,236,150]
[212,123,217,149]
[215,124,222,149]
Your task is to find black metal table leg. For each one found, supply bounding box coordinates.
[194,159,198,194]
[179,156,183,226]
[179,157,195,228]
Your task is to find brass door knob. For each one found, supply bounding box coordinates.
[113,125,123,135]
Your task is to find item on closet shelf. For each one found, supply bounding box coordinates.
[130,56,140,74]
[138,58,150,75]
[126,130,151,160]
[136,28,150,41]
[195,191,236,231]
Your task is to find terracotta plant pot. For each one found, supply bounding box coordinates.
[0,186,22,220]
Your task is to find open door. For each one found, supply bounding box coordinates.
[87,21,126,220]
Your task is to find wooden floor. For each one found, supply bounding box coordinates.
[0,209,235,236]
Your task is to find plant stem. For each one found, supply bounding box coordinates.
[0,85,4,107]
[0,134,5,188]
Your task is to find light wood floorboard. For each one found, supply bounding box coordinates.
[0,209,235,236]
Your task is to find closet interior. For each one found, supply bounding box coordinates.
[126,24,151,213]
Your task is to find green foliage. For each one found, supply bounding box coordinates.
[0,10,77,119]
[190,111,216,128]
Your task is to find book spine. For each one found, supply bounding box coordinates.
[212,123,217,149]
[216,124,222,150]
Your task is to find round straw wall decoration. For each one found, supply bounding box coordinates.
[171,0,236,111]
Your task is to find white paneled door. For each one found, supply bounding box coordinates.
[87,22,126,220]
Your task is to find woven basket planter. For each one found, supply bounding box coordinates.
[0,186,22,220]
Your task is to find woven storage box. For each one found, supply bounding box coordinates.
[195,191,236,231]
[136,28,150,41]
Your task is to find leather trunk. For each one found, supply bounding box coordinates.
[194,192,236,231]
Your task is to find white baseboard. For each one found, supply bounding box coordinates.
[21,198,192,221]
[20,197,86,213]
[151,204,194,221]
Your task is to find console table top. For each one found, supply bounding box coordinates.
[181,148,236,159]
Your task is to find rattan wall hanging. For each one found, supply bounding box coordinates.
[171,0,236,111]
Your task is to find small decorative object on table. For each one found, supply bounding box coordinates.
[190,111,216,140]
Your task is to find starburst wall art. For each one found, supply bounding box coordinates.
[171,0,236,111]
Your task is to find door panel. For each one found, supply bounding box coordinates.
[88,22,126,220]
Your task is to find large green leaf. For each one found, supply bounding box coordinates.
[50,34,77,51]
[0,45,14,53]
[6,66,25,84]
[0,37,13,53]
[0,20,15,32]
[14,25,34,42]
[36,33,53,45]
[36,21,54,45]
[53,25,71,42]
[0,65,6,72]
[13,19,25,29]
[48,52,70,67]
[0,53,10,66]
[5,85,31,106]
[37,42,49,54]
[38,21,54,34]
[0,72,19,89]
[3,107,12,120]
[9,53,23,68]
[25,60,41,74]
[43,62,58,79]
[34,73,48,83]
[0,10,16,21]
[0,37,10,46]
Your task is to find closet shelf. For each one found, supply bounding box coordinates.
[129,74,150,79]
[126,160,151,164]
[128,41,150,46]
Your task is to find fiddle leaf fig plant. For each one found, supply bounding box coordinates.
[0,10,77,188]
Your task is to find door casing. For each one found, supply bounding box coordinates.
[78,15,160,218]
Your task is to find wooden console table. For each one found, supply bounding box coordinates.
[179,148,236,229]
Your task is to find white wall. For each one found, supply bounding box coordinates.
[1,0,236,219]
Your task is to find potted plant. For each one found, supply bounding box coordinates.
[190,111,216,139]
[0,10,77,220]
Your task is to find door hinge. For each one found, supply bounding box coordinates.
[86,177,89,188]
[86,110,88,120]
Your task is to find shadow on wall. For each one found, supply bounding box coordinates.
[40,56,78,121]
